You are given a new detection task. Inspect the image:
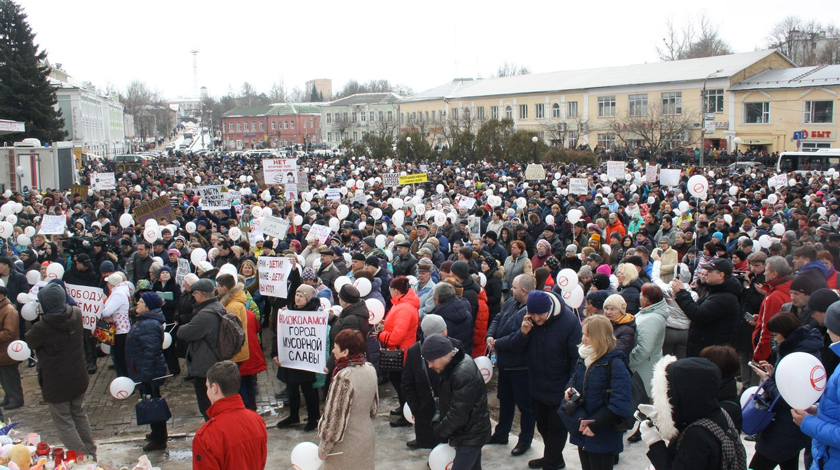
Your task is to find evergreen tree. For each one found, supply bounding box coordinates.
[0,0,66,145]
[310,84,319,102]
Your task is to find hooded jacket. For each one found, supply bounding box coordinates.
[629,299,669,396]
[177,297,224,378]
[752,276,792,362]
[798,261,831,291]
[646,356,746,470]
[219,282,250,363]
[676,276,743,357]
[459,275,481,321]
[328,299,370,371]
[126,308,167,385]
[434,348,492,447]
[801,341,840,469]
[487,298,528,369]
[432,296,473,348]
[379,289,420,359]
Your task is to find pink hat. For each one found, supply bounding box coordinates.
[167,249,181,258]
[596,264,612,276]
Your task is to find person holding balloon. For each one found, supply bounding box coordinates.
[0,286,23,409]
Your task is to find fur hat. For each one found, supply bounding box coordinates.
[603,294,627,313]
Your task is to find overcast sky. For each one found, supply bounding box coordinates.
[19,0,840,101]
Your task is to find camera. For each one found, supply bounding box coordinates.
[561,388,584,415]
[62,234,110,257]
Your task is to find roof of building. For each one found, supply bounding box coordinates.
[222,104,322,118]
[326,92,402,107]
[403,50,792,102]
[728,64,840,91]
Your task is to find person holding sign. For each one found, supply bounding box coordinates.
[274,284,323,432]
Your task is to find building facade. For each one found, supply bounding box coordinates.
[221,104,322,150]
[399,50,795,153]
[321,93,401,146]
[305,79,333,101]
[52,79,127,158]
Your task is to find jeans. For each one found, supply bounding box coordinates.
[452,444,483,470]
[494,368,534,445]
[138,383,167,444]
[0,363,23,406]
[47,394,96,457]
[239,374,257,410]
[663,327,688,360]
[111,333,128,377]
[192,377,212,421]
[578,448,614,470]
[532,399,567,469]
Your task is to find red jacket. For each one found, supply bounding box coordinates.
[752,276,792,361]
[472,289,490,358]
[192,395,267,470]
[606,220,627,242]
[379,289,420,363]
[239,310,267,376]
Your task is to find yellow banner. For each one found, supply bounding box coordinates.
[399,173,428,185]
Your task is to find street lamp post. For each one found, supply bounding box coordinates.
[405,136,412,160]
[700,68,723,167]
[733,137,742,157]
[532,136,539,162]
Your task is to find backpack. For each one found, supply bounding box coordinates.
[605,356,650,432]
[677,413,747,470]
[206,307,246,361]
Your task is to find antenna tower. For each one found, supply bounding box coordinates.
[191,49,199,98]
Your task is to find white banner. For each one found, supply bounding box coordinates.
[176,258,190,287]
[525,164,546,181]
[276,309,329,374]
[263,158,298,185]
[645,165,658,183]
[607,161,625,180]
[92,172,115,190]
[660,169,681,187]
[196,186,228,211]
[458,197,476,211]
[38,214,67,235]
[769,174,788,190]
[65,284,107,331]
[383,173,400,188]
[308,224,332,244]
[258,256,293,298]
[569,178,589,195]
[260,215,290,240]
[326,189,341,200]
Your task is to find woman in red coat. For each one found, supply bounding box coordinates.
[379,276,419,427]
[238,309,266,410]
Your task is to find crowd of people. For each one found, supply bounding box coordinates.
[3,148,840,469]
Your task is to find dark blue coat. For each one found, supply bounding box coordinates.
[510,294,582,405]
[432,297,473,348]
[126,309,167,386]
[486,298,527,369]
[560,350,633,454]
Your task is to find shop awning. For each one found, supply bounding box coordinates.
[741,139,773,145]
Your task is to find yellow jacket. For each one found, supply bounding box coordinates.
[220,283,250,363]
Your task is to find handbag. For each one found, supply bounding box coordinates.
[379,346,404,372]
[135,387,172,425]
[93,318,116,345]
[741,381,780,436]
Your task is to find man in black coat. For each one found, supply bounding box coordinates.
[424,333,491,470]
[451,261,479,321]
[61,253,101,375]
[0,257,30,337]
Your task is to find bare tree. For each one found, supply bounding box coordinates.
[657,13,733,61]
[287,86,305,103]
[766,16,840,65]
[493,61,531,77]
[610,100,698,157]
[268,80,287,103]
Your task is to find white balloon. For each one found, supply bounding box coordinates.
[436,184,445,194]
[474,355,493,383]
[16,234,30,246]
[365,298,385,324]
[562,284,585,309]
[567,209,582,224]
[162,332,173,349]
[0,222,12,239]
[261,190,271,202]
[240,175,247,183]
[23,226,36,237]
[300,201,311,213]
[334,276,352,293]
[228,227,242,241]
[329,218,340,232]
[185,222,197,233]
[371,208,383,220]
[6,340,30,362]
[145,218,159,228]
[294,215,303,226]
[759,234,772,249]
[21,302,38,321]
[375,234,387,249]
[434,213,447,227]
[392,210,405,227]
[354,278,372,297]
[546,215,555,225]
[729,186,739,196]
[119,213,133,228]
[319,297,332,312]
[13,203,22,213]
[45,263,64,280]
[776,352,827,409]
[723,214,732,225]
[220,263,237,277]
[818,207,827,216]
[143,226,160,243]
[687,175,709,197]
[25,270,40,285]
[773,224,785,236]
[403,402,415,424]
[110,376,137,399]
[4,214,16,225]
[768,194,778,205]
[191,248,208,265]
[16,293,29,304]
[100,343,111,354]
[556,269,579,292]
[429,443,456,470]
[678,201,689,213]
[740,386,759,409]
[478,272,487,288]
[337,205,350,220]
[0,204,12,216]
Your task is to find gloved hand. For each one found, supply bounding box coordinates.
[640,420,663,447]
[638,404,657,421]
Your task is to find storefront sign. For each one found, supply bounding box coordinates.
[793,130,835,141]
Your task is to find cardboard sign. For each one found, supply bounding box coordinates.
[399,173,428,185]
[276,309,329,374]
[260,215,290,240]
[350,194,367,206]
[308,224,332,244]
[569,178,589,195]
[258,256,293,298]
[525,164,546,181]
[38,214,67,235]
[175,258,190,287]
[165,166,184,175]
[254,171,268,190]
[196,186,228,211]
[326,189,341,200]
[419,165,428,172]
[133,196,176,225]
[71,184,88,198]
[645,165,658,183]
[65,284,107,331]
[383,173,400,188]
[659,169,681,187]
[263,158,298,185]
[92,172,115,190]
[458,197,476,211]
[769,174,788,190]
[468,216,481,238]
[606,161,625,180]
[296,170,310,192]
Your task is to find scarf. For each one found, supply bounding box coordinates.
[332,352,367,377]
[578,344,597,368]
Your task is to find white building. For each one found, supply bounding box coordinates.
[321,93,401,145]
[52,79,127,158]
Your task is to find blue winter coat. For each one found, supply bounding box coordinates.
[486,298,527,369]
[126,309,167,386]
[432,297,473,348]
[803,342,840,470]
[510,293,582,405]
[559,350,633,454]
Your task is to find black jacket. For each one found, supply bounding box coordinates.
[618,279,644,315]
[676,276,743,357]
[483,268,503,323]
[126,309,167,386]
[486,298,527,369]
[327,300,370,370]
[393,253,418,278]
[433,348,492,447]
[5,270,30,312]
[25,306,89,403]
[432,297,473,348]
[63,265,99,288]
[460,276,481,322]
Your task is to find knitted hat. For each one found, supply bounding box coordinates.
[421,314,447,336]
[482,256,497,271]
[167,249,181,258]
[586,290,610,310]
[99,260,116,274]
[339,284,361,303]
[451,261,470,279]
[591,273,611,291]
[537,239,551,252]
[578,265,593,279]
[826,301,840,335]
[365,255,381,267]
[603,294,627,313]
[484,231,498,242]
[352,252,366,262]
[296,284,317,303]
[809,288,839,313]
[421,334,455,361]
[440,261,454,273]
[527,290,552,314]
[596,264,612,276]
[141,292,163,310]
[790,275,818,295]
[565,244,577,253]
[545,256,561,272]
[301,267,317,282]
[590,233,601,242]
[625,256,644,269]
[363,236,376,248]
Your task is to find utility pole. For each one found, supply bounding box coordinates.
[191,49,199,99]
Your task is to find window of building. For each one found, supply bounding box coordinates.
[360,111,366,122]
[284,121,288,129]
[744,102,770,124]
[251,121,256,131]
[628,94,648,117]
[412,112,417,122]
[388,111,393,122]
[452,108,459,121]
[326,113,331,124]
[229,123,234,132]
[476,106,485,120]
[400,113,404,123]
[491,106,499,120]
[425,111,430,122]
[311,119,315,129]
[597,97,615,118]
[271,121,276,130]
[535,103,544,119]
[805,101,834,123]
[290,121,294,129]
[352,112,357,122]
[505,106,512,119]
[431,110,436,122]
[327,132,332,142]
[705,89,724,113]
[303,120,307,129]
[597,132,616,149]
[519,104,528,120]
[352,131,358,141]
[259,122,264,131]
[567,130,579,146]
[343,112,349,122]
[244,122,249,131]
[661,92,682,115]
[802,142,833,151]
[464,107,470,120]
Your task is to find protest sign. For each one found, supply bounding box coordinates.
[38,214,67,235]
[165,166,184,175]
[458,197,476,211]
[258,256,293,298]
[606,161,625,180]
[260,215,290,240]
[92,172,115,190]
[326,188,341,200]
[196,186,228,211]
[659,169,681,187]
[569,178,589,195]
[254,171,267,190]
[263,158,298,185]
[769,174,788,190]
[525,164,546,181]
[399,173,428,185]
[296,170,310,192]
[175,258,190,287]
[276,309,329,374]
[383,173,400,188]
[645,165,658,183]
[71,184,88,198]
[419,165,428,172]
[308,224,332,244]
[430,194,443,208]
[350,194,367,206]
[133,196,176,225]
[468,216,481,238]
[65,284,106,331]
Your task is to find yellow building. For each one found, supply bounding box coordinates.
[400,50,794,153]
[729,65,840,153]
